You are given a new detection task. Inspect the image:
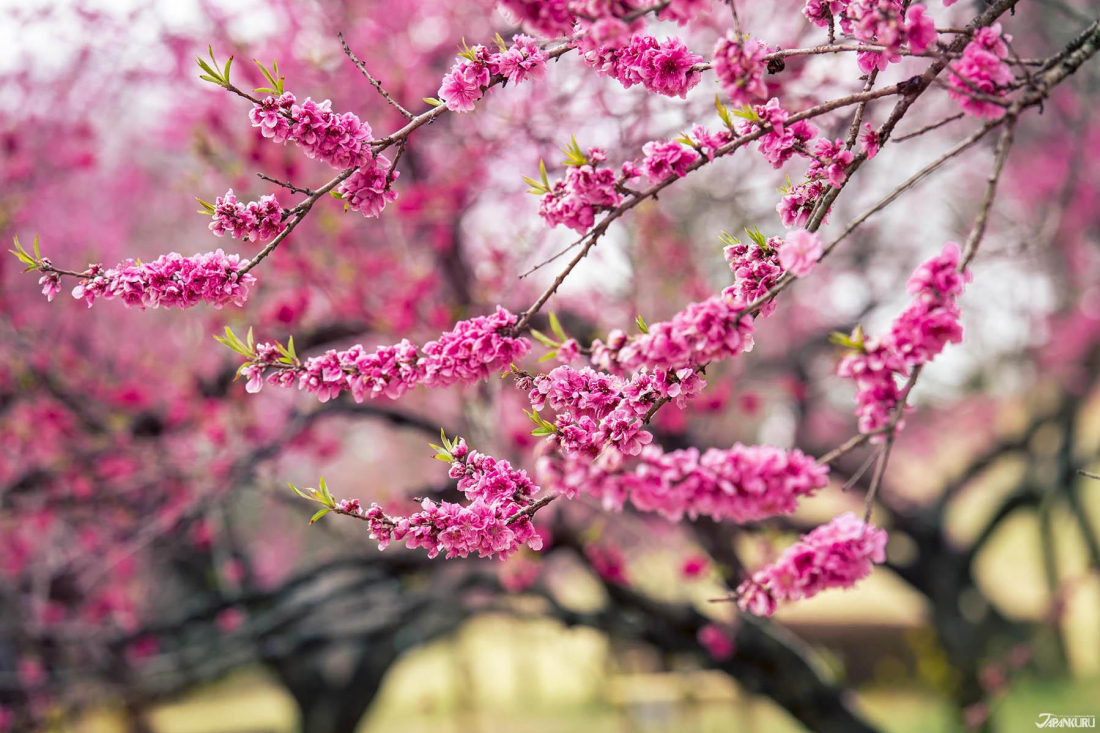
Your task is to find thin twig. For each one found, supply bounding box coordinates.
[339,32,415,120]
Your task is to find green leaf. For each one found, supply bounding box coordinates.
[745,225,769,250]
[539,159,550,190]
[289,483,310,500]
[718,230,740,249]
[32,235,40,260]
[732,104,760,123]
[329,190,344,199]
[636,315,649,335]
[522,175,548,195]
[494,32,508,53]
[424,97,444,107]
[286,335,296,360]
[561,135,588,167]
[716,94,733,129]
[309,508,331,525]
[530,329,559,348]
[548,312,567,342]
[538,350,558,363]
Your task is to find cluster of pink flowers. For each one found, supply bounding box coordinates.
[773,136,852,229]
[546,442,829,523]
[698,624,736,660]
[595,291,755,373]
[948,23,1014,119]
[354,438,544,560]
[737,512,888,616]
[713,32,770,106]
[723,237,783,317]
[843,1,938,72]
[61,250,255,309]
[801,0,936,69]
[538,148,623,233]
[777,177,830,229]
[438,35,549,113]
[837,242,970,436]
[242,306,531,401]
[638,139,700,183]
[521,364,705,458]
[777,229,824,278]
[339,156,399,217]
[249,91,399,217]
[499,0,577,38]
[208,189,283,242]
[737,99,819,170]
[250,93,372,167]
[583,34,704,98]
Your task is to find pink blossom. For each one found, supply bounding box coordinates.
[66,250,255,310]
[209,189,283,242]
[640,140,700,184]
[837,242,970,437]
[736,512,888,616]
[243,307,530,402]
[904,4,938,54]
[584,34,703,98]
[713,32,769,106]
[948,23,1015,118]
[777,229,823,277]
[338,155,399,217]
[723,236,783,317]
[698,624,735,660]
[538,162,623,233]
[542,440,829,524]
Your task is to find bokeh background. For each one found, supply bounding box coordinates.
[1,0,1099,731]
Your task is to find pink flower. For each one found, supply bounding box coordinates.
[837,242,970,438]
[698,624,735,660]
[736,513,888,616]
[209,189,283,242]
[64,250,255,310]
[584,34,703,98]
[713,32,769,106]
[948,23,1014,118]
[904,4,937,53]
[681,554,710,579]
[641,140,700,183]
[338,155,399,218]
[243,307,530,402]
[39,271,61,302]
[777,229,823,277]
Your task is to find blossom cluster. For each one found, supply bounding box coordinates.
[241,306,531,401]
[593,290,756,373]
[723,236,783,317]
[208,189,283,242]
[638,139,701,183]
[521,364,706,458]
[349,438,544,560]
[583,34,704,99]
[736,512,888,616]
[248,91,398,217]
[538,148,623,233]
[713,32,770,106]
[948,23,1014,119]
[499,0,708,41]
[543,441,829,523]
[801,1,937,72]
[438,35,549,113]
[737,99,820,170]
[837,242,970,436]
[58,250,256,309]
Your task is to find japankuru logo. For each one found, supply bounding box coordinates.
[1035,713,1097,728]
